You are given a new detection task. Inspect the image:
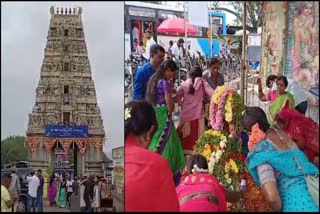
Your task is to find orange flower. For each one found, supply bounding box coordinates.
[248,123,266,151]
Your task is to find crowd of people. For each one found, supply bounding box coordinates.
[125,40,319,212]
[48,172,109,212]
[1,169,110,213]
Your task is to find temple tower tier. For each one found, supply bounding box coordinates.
[25,6,106,178]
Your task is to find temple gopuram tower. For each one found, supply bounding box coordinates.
[25,6,106,177]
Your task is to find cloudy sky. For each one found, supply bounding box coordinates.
[1,2,124,157]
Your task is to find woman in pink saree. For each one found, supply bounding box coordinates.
[176,154,227,212]
[48,174,58,207]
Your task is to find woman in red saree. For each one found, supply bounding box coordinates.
[125,101,180,212]
[176,154,227,212]
[275,108,319,167]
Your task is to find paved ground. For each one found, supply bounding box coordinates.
[43,200,70,212]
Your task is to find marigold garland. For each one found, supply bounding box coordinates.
[248,123,266,151]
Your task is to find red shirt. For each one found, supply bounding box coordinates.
[125,135,180,212]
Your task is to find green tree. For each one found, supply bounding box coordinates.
[214,1,263,28]
[1,136,28,165]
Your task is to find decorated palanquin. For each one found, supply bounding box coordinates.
[194,86,271,212]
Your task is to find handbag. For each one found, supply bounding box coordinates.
[275,128,319,207]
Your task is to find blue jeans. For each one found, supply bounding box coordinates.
[85,200,93,213]
[37,194,43,212]
[27,194,37,212]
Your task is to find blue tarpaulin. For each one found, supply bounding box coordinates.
[45,125,89,138]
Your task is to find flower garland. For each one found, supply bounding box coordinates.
[210,86,240,131]
[248,123,266,151]
[194,129,245,191]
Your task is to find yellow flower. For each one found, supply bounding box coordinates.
[204,144,211,150]
[228,159,239,174]
[213,85,227,104]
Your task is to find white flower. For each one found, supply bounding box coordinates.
[227,178,232,184]
[230,185,234,191]
[220,141,226,148]
[125,107,131,121]
[216,150,223,156]
[211,151,216,157]
[208,162,215,172]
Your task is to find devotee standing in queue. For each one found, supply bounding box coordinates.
[132,44,165,100]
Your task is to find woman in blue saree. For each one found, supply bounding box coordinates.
[242,106,319,212]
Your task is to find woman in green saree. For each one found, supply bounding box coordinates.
[257,75,295,125]
[146,59,185,173]
[55,177,67,208]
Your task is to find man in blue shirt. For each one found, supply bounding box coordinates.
[132,44,165,100]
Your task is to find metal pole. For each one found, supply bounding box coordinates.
[184,2,188,57]
[240,1,247,105]
[209,2,212,57]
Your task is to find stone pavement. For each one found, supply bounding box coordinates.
[43,200,70,212]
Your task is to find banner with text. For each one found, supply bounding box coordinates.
[45,125,89,138]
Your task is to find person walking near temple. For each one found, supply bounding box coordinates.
[26,170,40,212]
[1,173,12,212]
[36,169,44,212]
[48,174,57,207]
[8,168,20,212]
[83,176,94,212]
[72,177,79,196]
[66,176,73,208]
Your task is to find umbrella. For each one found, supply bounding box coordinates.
[157,17,197,34]
[235,29,250,36]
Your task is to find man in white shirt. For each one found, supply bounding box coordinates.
[170,38,185,60]
[26,170,40,212]
[143,29,156,60]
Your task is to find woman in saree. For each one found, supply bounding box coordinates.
[48,174,57,207]
[243,106,319,211]
[145,59,185,173]
[125,101,179,211]
[175,66,213,155]
[55,177,67,208]
[176,154,227,212]
[257,75,295,125]
[275,108,319,167]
